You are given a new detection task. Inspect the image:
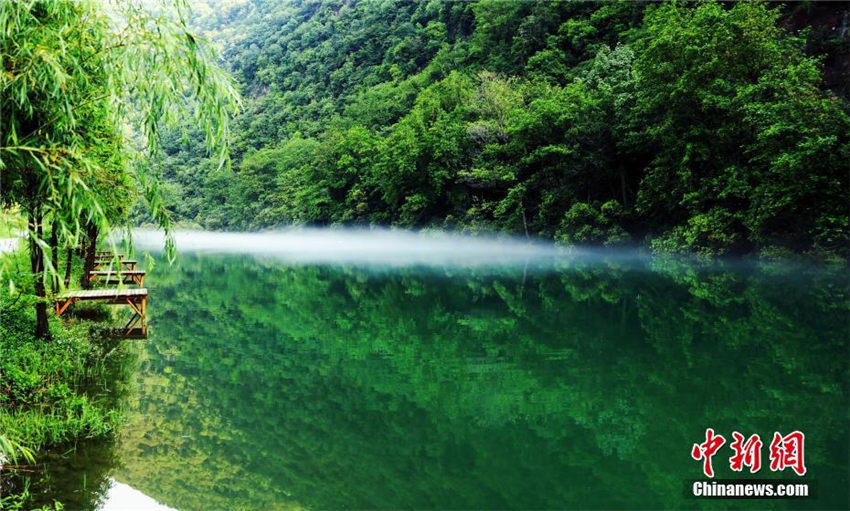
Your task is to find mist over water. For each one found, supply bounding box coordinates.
[133,228,590,268]
[130,228,825,274]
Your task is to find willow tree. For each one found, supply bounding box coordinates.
[0,0,240,337]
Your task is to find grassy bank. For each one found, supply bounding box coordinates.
[0,247,134,507]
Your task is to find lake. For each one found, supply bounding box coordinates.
[16,231,850,509]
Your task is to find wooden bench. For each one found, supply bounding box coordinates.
[89,270,146,287]
[55,288,148,335]
[93,258,137,270]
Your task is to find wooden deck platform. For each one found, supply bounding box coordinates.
[89,270,146,287]
[55,288,148,335]
[93,259,137,270]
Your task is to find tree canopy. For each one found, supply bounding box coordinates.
[0,0,240,336]
[147,0,849,258]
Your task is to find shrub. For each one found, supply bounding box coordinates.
[0,297,130,450]
[555,200,630,246]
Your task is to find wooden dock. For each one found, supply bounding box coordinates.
[55,288,148,335]
[89,270,146,287]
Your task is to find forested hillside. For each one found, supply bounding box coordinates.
[147,0,850,257]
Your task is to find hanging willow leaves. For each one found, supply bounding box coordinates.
[0,0,241,337]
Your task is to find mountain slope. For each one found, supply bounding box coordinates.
[144,0,850,257]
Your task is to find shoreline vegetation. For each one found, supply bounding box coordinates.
[1,0,237,506]
[0,242,134,511]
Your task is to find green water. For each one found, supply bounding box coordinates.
[21,251,850,509]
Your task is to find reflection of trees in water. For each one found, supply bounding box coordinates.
[114,255,847,510]
[4,433,119,510]
[5,335,137,510]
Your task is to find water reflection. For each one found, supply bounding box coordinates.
[111,252,848,509]
[14,438,118,511]
[20,239,850,509]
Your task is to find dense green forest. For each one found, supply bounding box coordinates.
[147,0,850,257]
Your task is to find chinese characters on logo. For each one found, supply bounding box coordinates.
[691,429,806,478]
[730,431,763,473]
[769,431,806,476]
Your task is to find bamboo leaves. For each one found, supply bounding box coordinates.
[1,0,240,336]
